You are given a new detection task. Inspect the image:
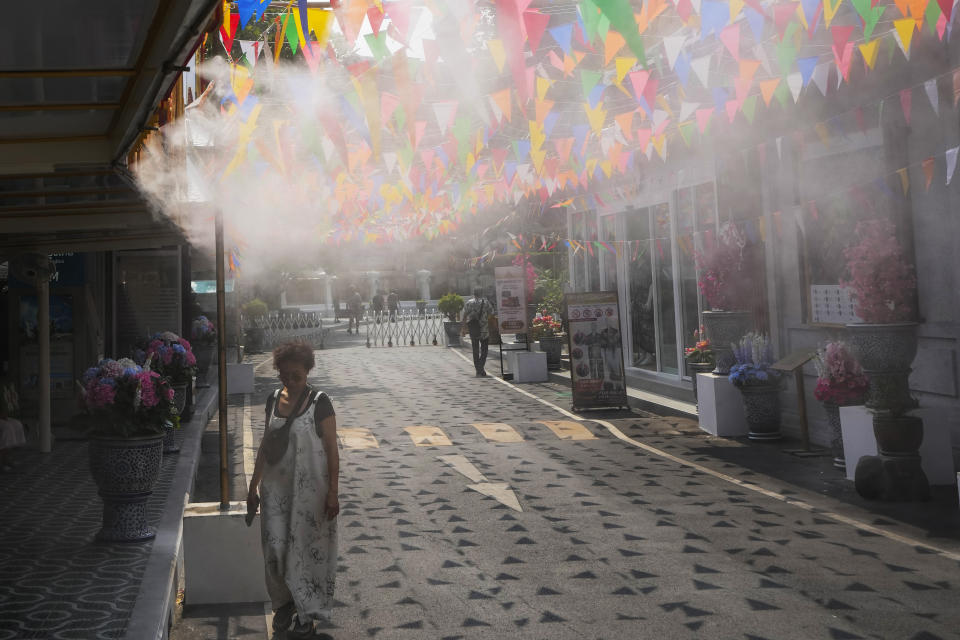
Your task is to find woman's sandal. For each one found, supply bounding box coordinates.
[287,614,314,639]
[272,602,296,632]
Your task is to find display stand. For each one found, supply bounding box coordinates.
[499,341,528,381]
[771,350,828,457]
[696,373,748,437]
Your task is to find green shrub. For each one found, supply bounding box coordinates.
[242,298,269,318]
[437,293,464,321]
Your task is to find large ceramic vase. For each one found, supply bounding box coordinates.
[846,322,929,501]
[701,311,752,375]
[165,382,188,454]
[88,434,164,542]
[739,384,781,441]
[538,335,564,370]
[687,362,714,406]
[194,343,214,388]
[443,321,462,347]
[823,402,845,469]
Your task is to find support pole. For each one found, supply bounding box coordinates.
[215,209,230,510]
[38,277,51,453]
[795,368,810,451]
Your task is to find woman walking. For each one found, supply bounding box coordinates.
[248,342,340,638]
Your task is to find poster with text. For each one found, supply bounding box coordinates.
[565,291,627,409]
[495,266,527,336]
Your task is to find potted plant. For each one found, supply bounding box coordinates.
[683,326,715,404]
[137,332,196,453]
[813,341,870,470]
[531,313,564,370]
[438,293,465,346]
[840,218,928,501]
[190,315,216,388]
[77,358,176,542]
[695,222,754,374]
[242,298,269,353]
[728,332,782,441]
[841,219,918,414]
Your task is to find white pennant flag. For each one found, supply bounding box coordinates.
[787,72,803,103]
[946,145,959,185]
[663,35,686,70]
[689,0,702,13]
[432,101,459,135]
[679,101,699,121]
[383,151,397,174]
[691,55,712,88]
[487,96,503,123]
[775,136,783,160]
[811,64,830,96]
[753,43,772,76]
[925,79,939,116]
[238,40,259,67]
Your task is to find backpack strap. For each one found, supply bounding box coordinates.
[264,389,280,425]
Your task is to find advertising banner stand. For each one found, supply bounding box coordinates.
[495,266,528,380]
[565,291,628,411]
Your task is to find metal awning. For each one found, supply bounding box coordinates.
[0,0,222,254]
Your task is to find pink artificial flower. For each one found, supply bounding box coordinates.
[178,337,193,352]
[138,372,159,407]
[85,381,116,409]
[166,387,174,401]
[185,350,196,366]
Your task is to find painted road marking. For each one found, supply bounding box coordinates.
[467,482,523,512]
[437,454,488,482]
[447,348,960,562]
[537,420,597,440]
[404,426,453,447]
[338,428,380,449]
[472,422,525,443]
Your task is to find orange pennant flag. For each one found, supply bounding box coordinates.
[922,157,935,190]
[615,110,635,139]
[491,89,512,122]
[604,30,626,66]
[760,78,780,106]
[897,167,910,194]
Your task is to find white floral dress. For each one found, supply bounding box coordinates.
[260,389,338,622]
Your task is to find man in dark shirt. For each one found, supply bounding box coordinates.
[387,290,400,322]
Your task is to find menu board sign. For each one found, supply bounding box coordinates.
[565,291,628,410]
[495,266,527,335]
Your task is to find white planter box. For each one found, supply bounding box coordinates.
[696,373,748,437]
[839,405,956,485]
[183,501,268,605]
[504,351,548,383]
[226,363,255,395]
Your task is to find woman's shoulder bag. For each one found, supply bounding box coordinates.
[262,386,312,465]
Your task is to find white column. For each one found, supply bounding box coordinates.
[38,277,51,453]
[416,269,431,300]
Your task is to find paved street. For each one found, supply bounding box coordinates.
[174,327,960,640]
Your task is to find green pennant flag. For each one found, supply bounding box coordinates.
[580,70,603,101]
[394,104,406,132]
[398,143,414,170]
[925,0,941,34]
[593,0,646,66]
[850,0,885,40]
[597,14,610,40]
[679,121,694,147]
[774,81,791,110]
[776,41,797,76]
[282,14,299,55]
[452,115,471,145]
[580,0,601,42]
[742,95,758,124]
[365,32,390,61]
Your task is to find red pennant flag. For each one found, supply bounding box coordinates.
[900,88,912,125]
[523,10,551,52]
[937,0,953,22]
[367,5,384,35]
[922,156,935,190]
[220,13,240,56]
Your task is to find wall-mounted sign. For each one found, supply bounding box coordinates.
[565,291,627,410]
[495,266,527,335]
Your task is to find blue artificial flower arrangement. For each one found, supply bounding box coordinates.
[728,332,780,388]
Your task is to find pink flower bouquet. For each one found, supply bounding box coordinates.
[813,341,869,406]
[79,358,176,437]
[138,332,198,384]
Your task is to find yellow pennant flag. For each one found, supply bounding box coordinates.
[308,9,334,47]
[814,122,830,147]
[585,157,598,177]
[488,39,506,73]
[531,149,546,174]
[615,57,636,86]
[652,134,666,160]
[759,78,780,106]
[824,0,842,27]
[529,120,546,151]
[730,0,745,21]
[537,76,553,101]
[584,102,607,133]
[894,19,917,57]
[897,167,910,194]
[859,39,880,69]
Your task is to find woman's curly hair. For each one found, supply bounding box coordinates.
[272,342,315,372]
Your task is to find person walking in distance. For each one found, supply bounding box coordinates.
[247,342,340,639]
[347,285,363,334]
[387,289,400,322]
[462,287,492,377]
